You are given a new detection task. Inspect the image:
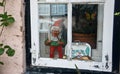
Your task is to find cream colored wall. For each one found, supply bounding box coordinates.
[0,0,25,74]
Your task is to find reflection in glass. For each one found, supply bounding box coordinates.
[72,4,103,62]
[38,4,67,58]
[38,3,104,62]
[72,4,98,49]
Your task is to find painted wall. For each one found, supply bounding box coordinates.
[0,0,25,74]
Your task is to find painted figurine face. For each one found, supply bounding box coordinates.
[51,26,60,37]
[52,30,60,37]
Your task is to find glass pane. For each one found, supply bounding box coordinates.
[38,4,67,59]
[72,4,104,62]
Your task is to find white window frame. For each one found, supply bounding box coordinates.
[30,0,114,72]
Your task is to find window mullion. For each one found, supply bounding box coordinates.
[67,3,72,59]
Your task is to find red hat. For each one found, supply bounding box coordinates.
[53,19,63,26]
[51,26,60,31]
[51,19,63,32]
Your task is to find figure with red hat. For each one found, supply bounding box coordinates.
[45,19,65,58]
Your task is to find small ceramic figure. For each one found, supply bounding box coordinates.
[45,19,65,58]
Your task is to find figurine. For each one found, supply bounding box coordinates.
[45,19,65,58]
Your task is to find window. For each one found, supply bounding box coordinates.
[30,0,114,72]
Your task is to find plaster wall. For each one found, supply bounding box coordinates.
[0,0,25,74]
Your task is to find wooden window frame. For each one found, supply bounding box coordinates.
[30,0,114,72]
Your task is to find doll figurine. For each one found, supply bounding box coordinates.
[45,19,65,58]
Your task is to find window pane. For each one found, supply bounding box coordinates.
[38,4,67,58]
[72,4,103,62]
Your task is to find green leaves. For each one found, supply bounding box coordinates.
[0,12,15,26]
[0,44,15,65]
[114,12,120,16]
[5,45,15,56]
[0,0,5,6]
[0,48,4,55]
[0,0,15,27]
[0,0,15,65]
[0,62,4,65]
[0,44,15,57]
[0,2,4,6]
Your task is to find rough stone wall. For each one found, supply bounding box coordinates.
[0,0,25,74]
